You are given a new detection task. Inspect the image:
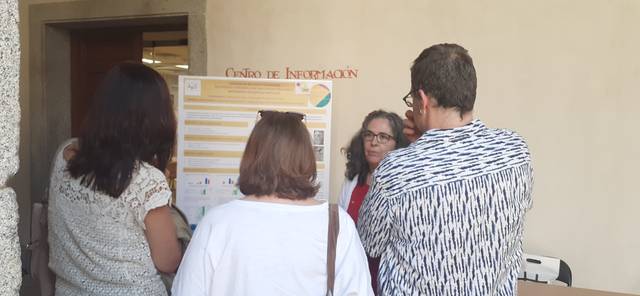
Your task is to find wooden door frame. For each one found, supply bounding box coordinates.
[26,0,207,224]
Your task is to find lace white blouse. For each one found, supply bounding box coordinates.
[48,139,172,295]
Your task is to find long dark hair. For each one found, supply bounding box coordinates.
[343,110,409,185]
[67,62,176,198]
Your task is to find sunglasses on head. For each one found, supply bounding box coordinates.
[257,110,306,121]
[258,110,307,122]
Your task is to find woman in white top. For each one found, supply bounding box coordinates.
[48,63,181,295]
[338,110,409,294]
[172,111,374,296]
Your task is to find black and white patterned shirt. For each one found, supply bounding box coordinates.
[358,120,533,296]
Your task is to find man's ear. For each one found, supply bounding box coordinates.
[418,89,431,113]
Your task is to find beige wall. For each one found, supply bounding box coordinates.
[206,0,640,293]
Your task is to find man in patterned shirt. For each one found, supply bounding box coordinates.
[357,43,533,295]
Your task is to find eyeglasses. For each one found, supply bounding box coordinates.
[362,130,395,144]
[258,110,306,121]
[402,90,415,108]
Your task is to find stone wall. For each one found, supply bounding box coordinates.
[0,0,22,294]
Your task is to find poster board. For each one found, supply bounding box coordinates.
[176,76,332,226]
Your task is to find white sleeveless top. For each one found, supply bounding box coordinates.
[48,139,171,295]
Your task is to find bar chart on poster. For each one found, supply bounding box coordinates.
[176,76,333,226]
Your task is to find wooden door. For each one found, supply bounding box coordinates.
[70,29,142,136]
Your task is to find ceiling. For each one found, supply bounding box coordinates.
[142,31,189,76]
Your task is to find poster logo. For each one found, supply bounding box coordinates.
[310,84,331,108]
[185,79,202,96]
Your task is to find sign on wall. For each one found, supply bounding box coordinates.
[176,76,332,226]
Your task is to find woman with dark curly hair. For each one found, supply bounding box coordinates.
[340,110,409,293]
[340,110,409,215]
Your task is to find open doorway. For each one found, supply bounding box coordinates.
[70,25,189,137]
[142,30,190,103]
[141,31,190,201]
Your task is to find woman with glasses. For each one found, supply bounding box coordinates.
[339,110,410,293]
[172,111,374,296]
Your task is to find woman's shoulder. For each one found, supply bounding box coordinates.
[54,138,79,163]
[335,206,362,247]
[337,206,357,229]
[138,161,165,174]
[339,176,358,209]
[49,138,79,180]
[123,162,171,203]
[192,201,245,233]
[344,174,358,182]
[134,162,170,185]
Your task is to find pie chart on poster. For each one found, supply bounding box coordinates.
[309,84,331,108]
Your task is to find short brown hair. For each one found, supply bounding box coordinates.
[238,111,319,200]
[411,43,477,115]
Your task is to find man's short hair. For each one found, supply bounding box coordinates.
[411,43,477,115]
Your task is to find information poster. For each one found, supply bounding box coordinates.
[176,76,332,226]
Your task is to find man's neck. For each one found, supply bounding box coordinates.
[428,109,474,130]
